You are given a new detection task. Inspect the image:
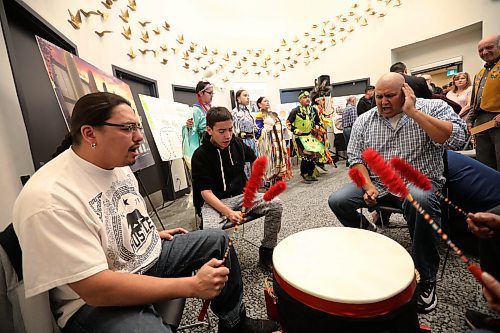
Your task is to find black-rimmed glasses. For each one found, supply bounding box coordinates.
[100,122,143,132]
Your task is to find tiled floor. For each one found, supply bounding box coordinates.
[150,161,492,333]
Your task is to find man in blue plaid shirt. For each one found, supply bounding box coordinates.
[328,73,467,314]
[341,96,358,150]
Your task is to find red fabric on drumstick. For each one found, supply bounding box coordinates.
[243,156,267,210]
[467,263,484,285]
[362,148,409,198]
[390,157,432,191]
[263,181,287,201]
[362,148,483,287]
[348,168,366,188]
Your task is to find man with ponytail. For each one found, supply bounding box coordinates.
[13,92,278,333]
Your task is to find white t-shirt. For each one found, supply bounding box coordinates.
[388,112,403,129]
[12,148,161,327]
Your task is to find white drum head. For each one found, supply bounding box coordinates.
[273,227,415,304]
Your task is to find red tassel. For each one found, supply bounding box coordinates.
[467,263,484,285]
[348,168,366,188]
[243,156,267,209]
[263,181,287,201]
[390,157,432,191]
[362,148,409,198]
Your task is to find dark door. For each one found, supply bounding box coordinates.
[113,67,177,201]
[172,85,196,106]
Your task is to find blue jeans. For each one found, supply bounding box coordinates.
[447,150,500,279]
[343,126,352,148]
[63,229,243,333]
[328,183,441,284]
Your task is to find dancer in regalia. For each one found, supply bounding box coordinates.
[232,89,259,176]
[255,96,292,187]
[287,91,324,184]
[312,95,334,170]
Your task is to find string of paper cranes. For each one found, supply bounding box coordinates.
[68,0,402,80]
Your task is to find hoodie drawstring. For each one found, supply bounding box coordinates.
[217,146,235,192]
[217,149,227,192]
[228,146,234,166]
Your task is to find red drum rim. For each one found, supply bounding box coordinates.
[274,270,416,318]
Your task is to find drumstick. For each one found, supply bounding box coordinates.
[362,148,484,285]
[347,168,377,230]
[198,156,268,321]
[390,157,468,217]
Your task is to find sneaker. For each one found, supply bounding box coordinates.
[371,211,381,226]
[317,164,328,172]
[218,313,280,333]
[416,282,437,314]
[306,175,318,181]
[465,309,500,331]
[300,174,312,184]
[259,246,274,271]
[361,219,377,232]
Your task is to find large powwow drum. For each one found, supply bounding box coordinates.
[273,227,419,333]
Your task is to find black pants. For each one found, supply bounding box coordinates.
[479,238,500,280]
[300,156,316,176]
[296,136,316,176]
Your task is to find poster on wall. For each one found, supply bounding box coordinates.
[36,36,155,172]
[139,94,192,161]
[330,94,364,134]
[275,102,298,123]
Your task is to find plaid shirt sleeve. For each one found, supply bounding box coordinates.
[423,99,468,150]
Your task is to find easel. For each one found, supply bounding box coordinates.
[159,159,188,208]
[134,170,166,230]
[162,160,177,204]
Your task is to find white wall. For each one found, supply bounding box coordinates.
[1,0,499,229]
[393,22,483,77]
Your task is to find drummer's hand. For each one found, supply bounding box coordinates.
[225,210,244,225]
[482,271,500,314]
[159,227,188,240]
[466,123,472,134]
[466,212,498,238]
[363,185,379,207]
[494,114,500,127]
[192,258,229,300]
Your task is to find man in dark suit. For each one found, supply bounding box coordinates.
[390,62,432,99]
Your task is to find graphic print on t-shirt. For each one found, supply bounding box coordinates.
[89,174,160,273]
[125,204,156,252]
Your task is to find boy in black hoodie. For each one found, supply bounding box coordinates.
[192,107,282,271]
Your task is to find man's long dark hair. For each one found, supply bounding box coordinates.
[52,92,131,157]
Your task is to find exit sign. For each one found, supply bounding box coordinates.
[447,69,458,76]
